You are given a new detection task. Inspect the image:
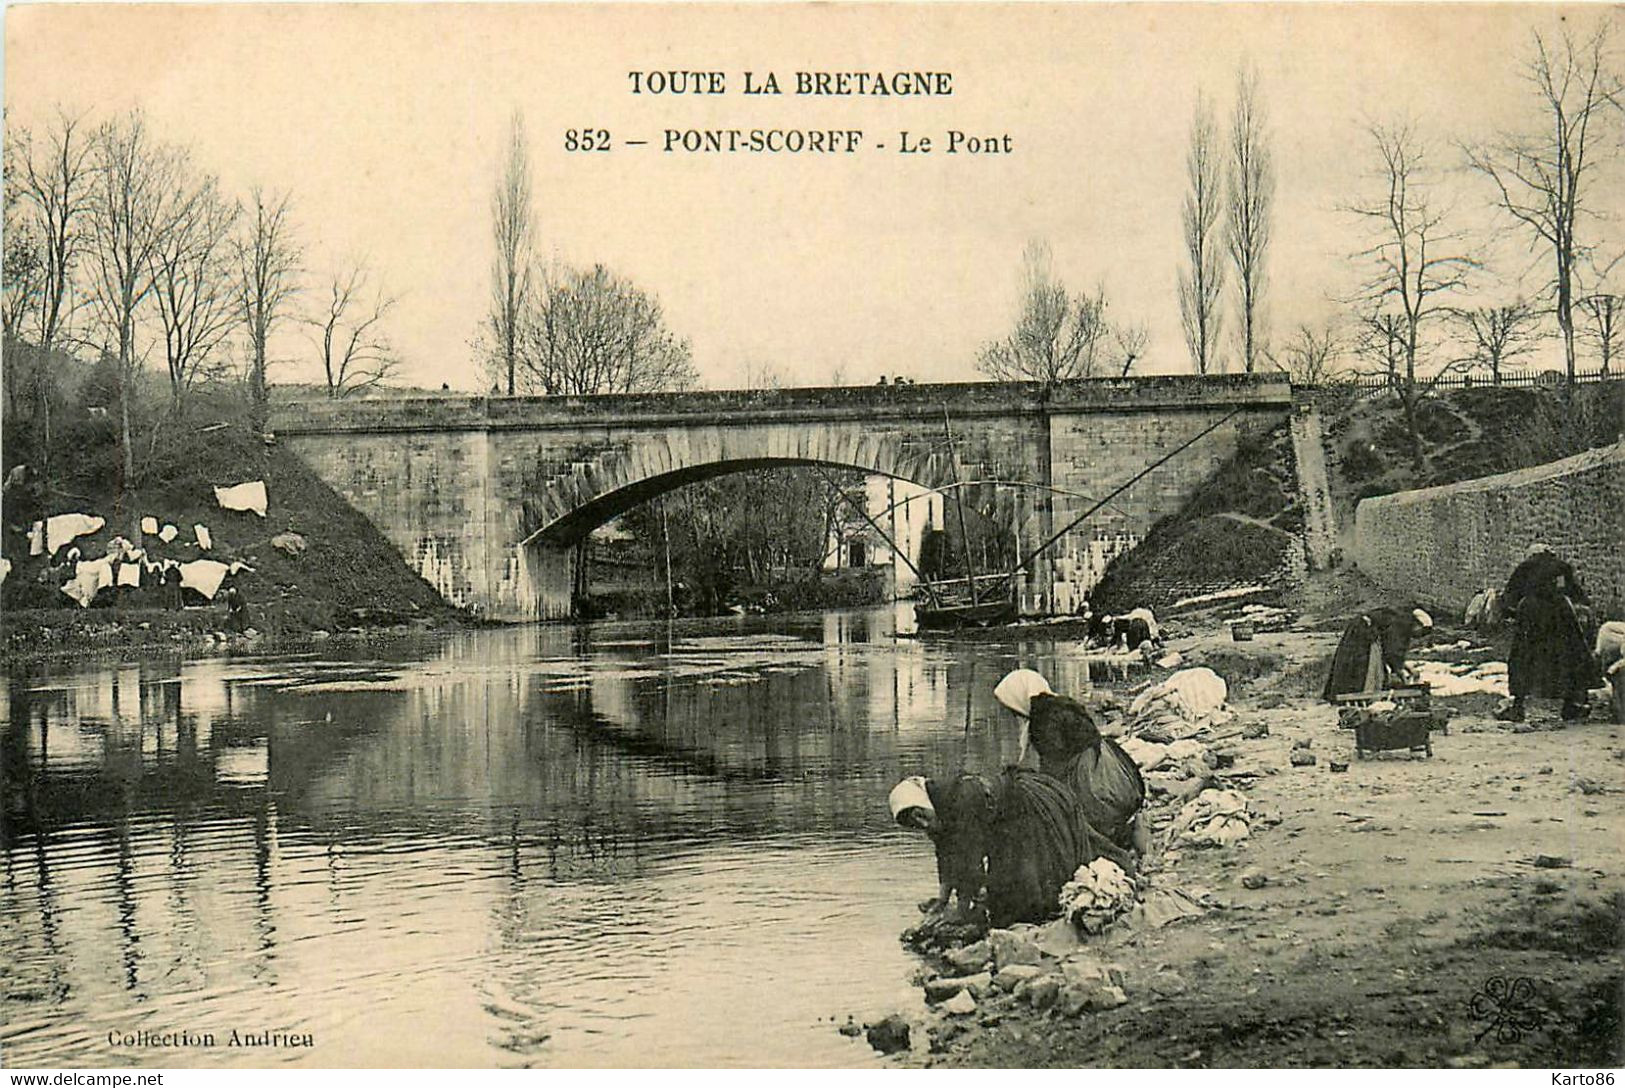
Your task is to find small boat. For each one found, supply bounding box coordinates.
[914,574,1017,629]
[916,597,1017,630]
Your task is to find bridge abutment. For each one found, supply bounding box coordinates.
[518,540,576,622]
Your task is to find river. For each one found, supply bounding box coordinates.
[1,607,1110,1068]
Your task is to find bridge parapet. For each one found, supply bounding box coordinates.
[274,373,1292,434]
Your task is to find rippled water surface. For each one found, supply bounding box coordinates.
[2,608,1104,1067]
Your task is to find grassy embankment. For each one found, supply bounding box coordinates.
[1092,381,1625,617]
[3,384,459,662]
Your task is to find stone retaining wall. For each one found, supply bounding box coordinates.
[1353,443,1625,615]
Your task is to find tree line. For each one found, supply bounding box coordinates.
[975,20,1624,414]
[3,109,405,515]
[479,113,697,398]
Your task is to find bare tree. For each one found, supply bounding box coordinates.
[1278,322,1342,385]
[1578,252,1622,377]
[84,112,189,512]
[11,111,94,492]
[740,359,786,390]
[1179,93,1226,374]
[1226,66,1275,373]
[150,169,240,410]
[2,134,42,422]
[487,110,534,396]
[2,223,43,345]
[3,131,44,340]
[1346,122,1478,468]
[1466,22,1623,385]
[977,241,1111,383]
[516,263,697,395]
[1354,310,1408,389]
[1453,299,1542,385]
[1113,320,1149,377]
[236,187,300,431]
[1578,292,1621,377]
[307,259,400,397]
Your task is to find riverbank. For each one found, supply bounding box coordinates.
[862,606,1624,1068]
[1,605,475,670]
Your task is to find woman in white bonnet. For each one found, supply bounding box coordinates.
[993,668,1147,860]
[1321,605,1433,702]
[889,764,1116,929]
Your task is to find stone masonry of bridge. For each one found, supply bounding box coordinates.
[272,374,1294,620]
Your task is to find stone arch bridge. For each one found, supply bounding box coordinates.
[273,374,1295,620]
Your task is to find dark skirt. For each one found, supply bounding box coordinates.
[1508,595,1597,700]
[1323,617,1381,702]
[984,770,1091,928]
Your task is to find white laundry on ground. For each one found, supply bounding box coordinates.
[195,524,213,550]
[0,557,11,585]
[61,556,116,608]
[1174,788,1251,847]
[1117,736,1171,771]
[1058,858,1137,934]
[159,524,179,544]
[1596,622,1625,675]
[1129,667,1229,722]
[46,513,105,555]
[140,516,159,535]
[214,480,268,517]
[117,562,142,588]
[179,559,231,601]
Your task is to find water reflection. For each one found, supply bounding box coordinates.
[2,608,1096,1067]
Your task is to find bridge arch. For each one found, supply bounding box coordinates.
[523,425,954,545]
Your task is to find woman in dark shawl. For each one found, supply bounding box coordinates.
[993,670,1148,858]
[891,768,1120,929]
[1499,545,1598,722]
[1322,606,1433,703]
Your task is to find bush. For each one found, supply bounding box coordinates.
[1342,438,1385,481]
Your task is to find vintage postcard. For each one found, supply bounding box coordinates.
[2,1,1622,1073]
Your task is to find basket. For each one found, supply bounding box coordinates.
[1230,621,1256,642]
[1354,713,1433,759]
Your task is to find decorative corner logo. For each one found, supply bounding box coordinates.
[1468,976,1545,1045]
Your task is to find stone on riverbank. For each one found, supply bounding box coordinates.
[942,990,978,1016]
[865,1014,911,1054]
[1149,970,1188,996]
[994,963,1048,992]
[989,927,1045,971]
[1057,958,1129,1017]
[924,973,991,1002]
[943,939,991,974]
[1018,975,1061,1009]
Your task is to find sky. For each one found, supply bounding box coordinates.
[6,2,1623,391]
